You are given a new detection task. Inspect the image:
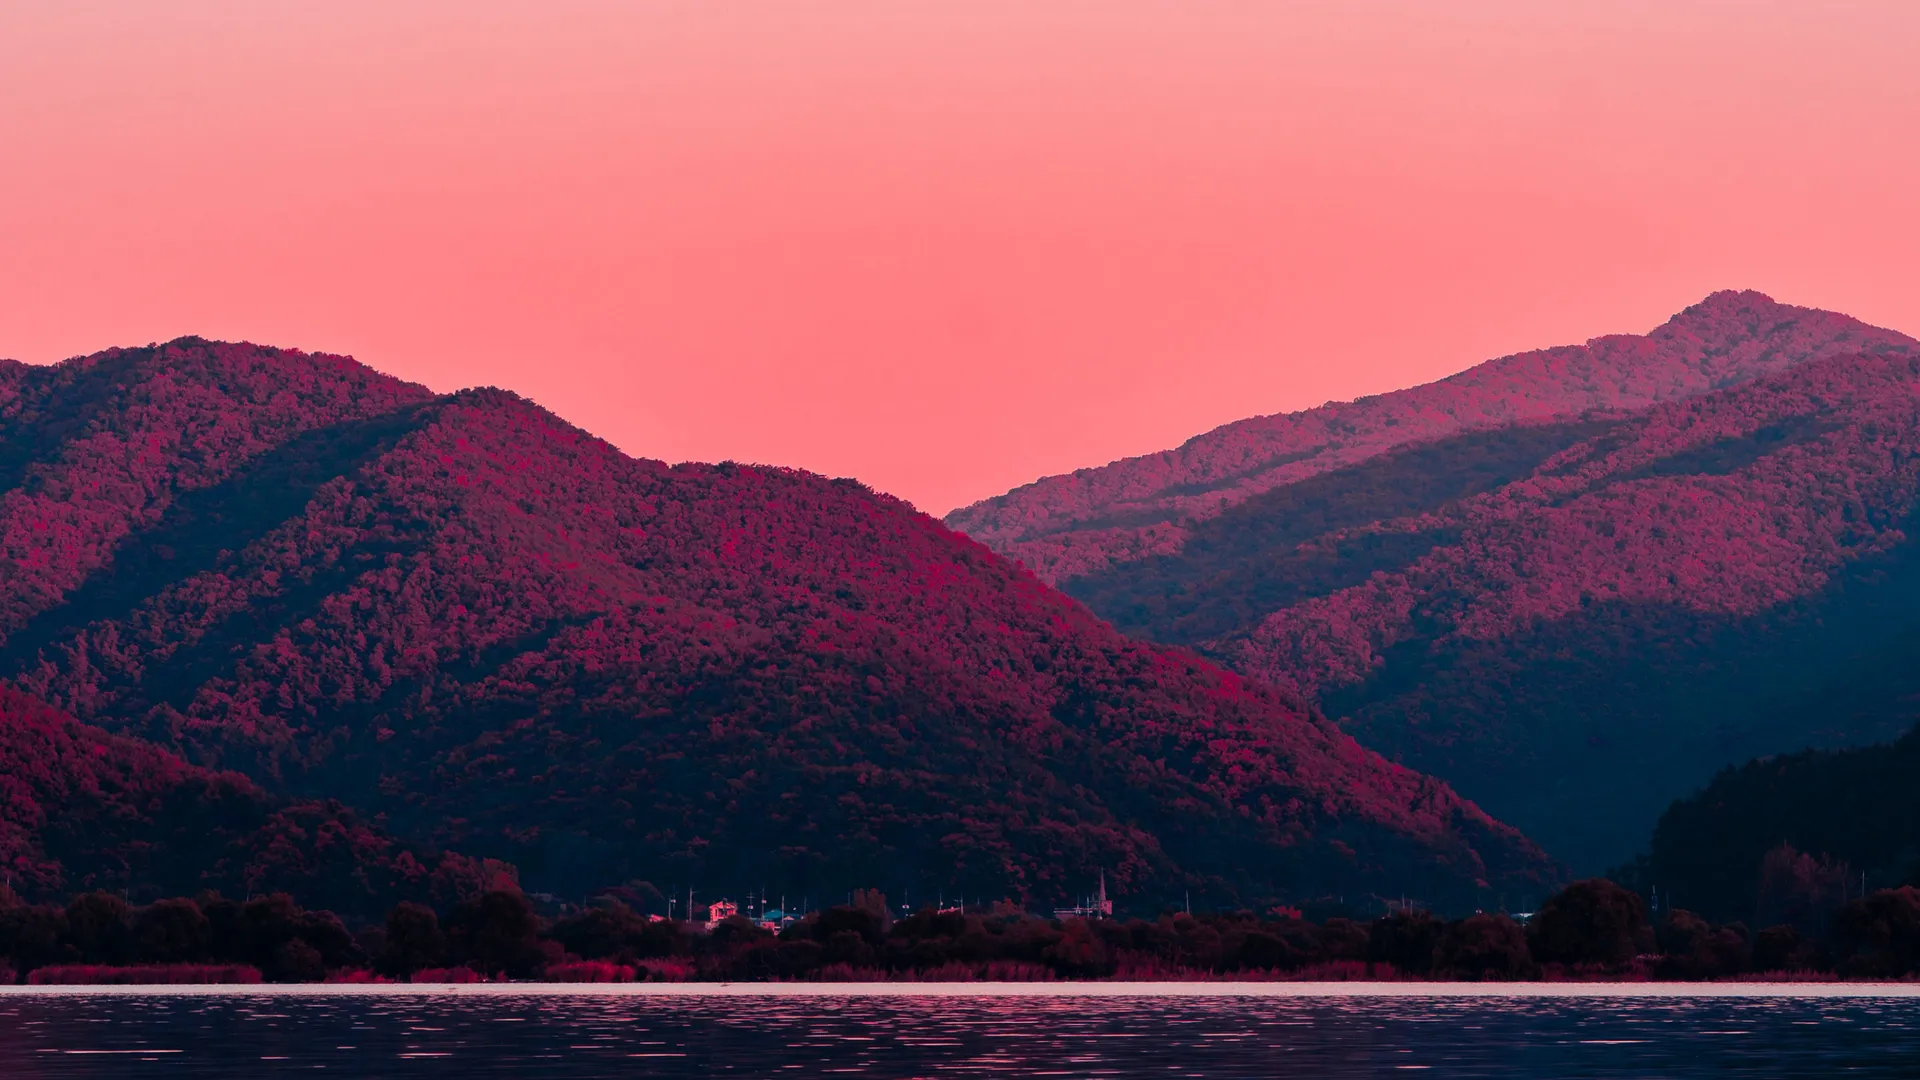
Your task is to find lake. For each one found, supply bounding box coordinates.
[3,983,1918,1077]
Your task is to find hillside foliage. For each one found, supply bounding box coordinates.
[0,685,504,912]
[955,297,1920,872]
[0,338,1555,912]
[948,291,1915,584]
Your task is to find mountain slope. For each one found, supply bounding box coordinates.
[0,684,499,912]
[0,338,1558,911]
[1630,725,1920,925]
[948,291,1915,585]
[1060,348,1920,871]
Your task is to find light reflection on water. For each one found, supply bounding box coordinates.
[1,992,1916,1077]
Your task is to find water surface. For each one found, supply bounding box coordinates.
[3,984,1917,1077]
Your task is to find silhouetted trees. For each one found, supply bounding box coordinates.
[1637,729,1920,926]
[447,890,549,979]
[374,902,446,977]
[1434,914,1532,980]
[10,876,1920,983]
[1653,910,1750,980]
[1368,911,1443,976]
[1831,886,1920,977]
[1527,879,1649,969]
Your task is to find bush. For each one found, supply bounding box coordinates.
[27,964,261,985]
[546,960,638,983]
[411,966,487,984]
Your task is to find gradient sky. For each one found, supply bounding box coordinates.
[3,2,1917,514]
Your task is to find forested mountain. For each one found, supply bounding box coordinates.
[1627,725,1920,926]
[0,339,1557,913]
[947,291,1914,586]
[1218,351,1920,871]
[969,308,1920,872]
[0,685,501,913]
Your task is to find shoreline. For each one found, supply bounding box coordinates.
[4,981,1918,999]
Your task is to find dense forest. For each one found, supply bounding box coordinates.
[0,339,1555,914]
[9,877,1920,985]
[1621,724,1920,927]
[0,685,509,914]
[1225,351,1920,872]
[949,290,1915,585]
[953,297,1920,873]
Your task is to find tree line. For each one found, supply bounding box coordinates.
[8,878,1920,984]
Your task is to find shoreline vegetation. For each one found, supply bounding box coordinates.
[7,878,1920,988]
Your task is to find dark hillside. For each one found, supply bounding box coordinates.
[0,685,499,913]
[1630,726,1920,925]
[1218,352,1920,870]
[971,300,1920,873]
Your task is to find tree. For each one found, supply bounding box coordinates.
[448,890,546,978]
[1752,924,1809,972]
[1832,887,1920,977]
[1434,914,1532,980]
[1368,911,1442,975]
[63,892,132,965]
[1655,909,1748,979]
[812,905,886,946]
[0,904,68,972]
[1045,919,1113,977]
[1528,880,1648,968]
[130,898,211,963]
[375,902,446,977]
[1230,929,1298,972]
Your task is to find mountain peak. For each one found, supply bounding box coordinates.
[1654,289,1816,341]
[947,293,1915,585]
[1683,287,1779,314]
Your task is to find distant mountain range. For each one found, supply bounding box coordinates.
[0,339,1556,913]
[949,292,1920,873]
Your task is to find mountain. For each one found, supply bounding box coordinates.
[947,291,1915,586]
[949,297,1920,873]
[0,338,1557,911]
[0,684,500,913]
[1627,725,1920,926]
[1220,351,1920,871]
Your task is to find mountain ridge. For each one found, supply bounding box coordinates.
[1013,340,1920,870]
[947,291,1916,586]
[0,338,1559,912]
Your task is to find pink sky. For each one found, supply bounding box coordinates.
[3,2,1917,515]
